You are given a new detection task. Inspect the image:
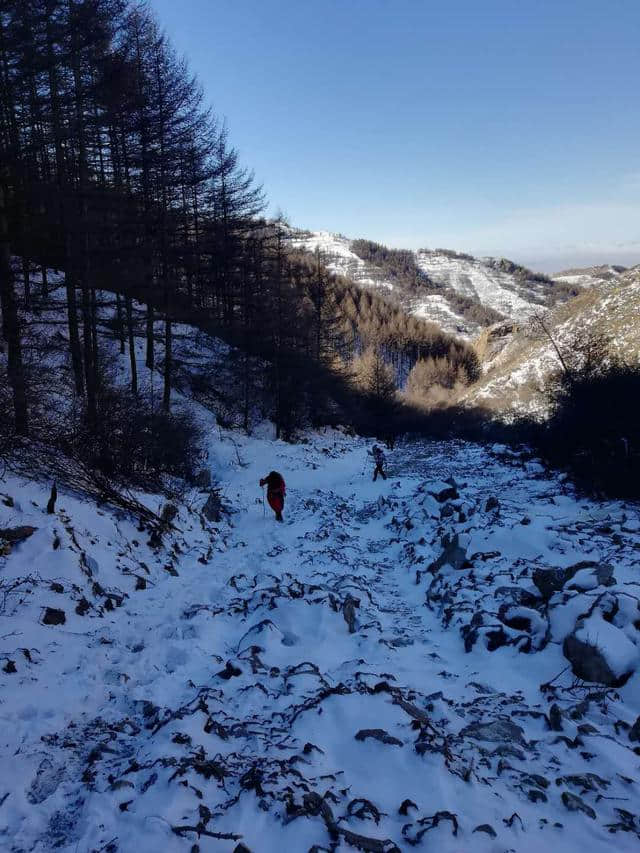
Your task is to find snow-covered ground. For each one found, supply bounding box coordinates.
[463,274,640,416]
[415,251,545,322]
[553,266,627,289]
[2,428,640,852]
[288,230,396,292]
[286,229,562,340]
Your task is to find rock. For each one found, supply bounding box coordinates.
[160,503,178,525]
[566,563,616,592]
[520,516,531,525]
[398,799,418,815]
[495,586,540,607]
[548,703,563,732]
[342,594,359,633]
[561,791,595,819]
[440,503,455,518]
[217,661,242,680]
[194,468,211,488]
[41,608,66,626]
[202,490,223,522]
[485,496,500,512]
[473,824,497,837]
[0,525,37,544]
[355,728,403,746]
[628,716,640,742]
[26,757,63,804]
[3,660,16,674]
[461,719,525,746]
[433,486,458,502]
[532,567,571,601]
[532,561,601,601]
[428,534,467,573]
[528,789,547,803]
[563,615,637,687]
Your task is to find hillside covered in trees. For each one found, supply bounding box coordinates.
[0,0,481,470]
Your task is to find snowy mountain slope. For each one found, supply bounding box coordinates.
[288,229,397,292]
[553,264,628,289]
[2,429,640,852]
[288,229,574,340]
[464,271,640,416]
[415,250,547,320]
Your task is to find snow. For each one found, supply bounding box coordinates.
[415,251,545,321]
[575,612,639,679]
[287,230,396,292]
[1,270,640,850]
[2,426,640,852]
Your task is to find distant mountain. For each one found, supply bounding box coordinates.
[288,228,579,339]
[553,263,629,289]
[460,266,640,416]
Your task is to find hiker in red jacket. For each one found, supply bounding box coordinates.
[260,470,286,522]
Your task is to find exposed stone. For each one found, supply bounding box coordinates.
[194,468,211,488]
[160,503,178,525]
[430,486,458,503]
[485,496,500,512]
[0,525,37,544]
[548,703,563,732]
[561,791,596,819]
[355,729,403,747]
[563,630,635,687]
[342,594,359,633]
[628,716,640,742]
[532,560,605,601]
[473,824,497,838]
[202,490,223,522]
[565,562,616,591]
[428,534,467,574]
[461,719,525,746]
[41,608,66,626]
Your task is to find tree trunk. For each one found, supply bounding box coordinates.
[126,295,138,394]
[0,184,28,434]
[116,292,126,354]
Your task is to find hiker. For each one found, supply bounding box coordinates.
[260,470,286,521]
[385,433,395,451]
[370,445,387,481]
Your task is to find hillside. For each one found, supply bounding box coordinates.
[288,229,579,340]
[3,419,640,852]
[463,268,640,416]
[553,264,630,289]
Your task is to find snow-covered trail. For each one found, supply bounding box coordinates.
[2,432,640,852]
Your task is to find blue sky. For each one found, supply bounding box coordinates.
[149,0,640,270]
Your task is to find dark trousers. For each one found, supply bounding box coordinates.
[373,464,386,481]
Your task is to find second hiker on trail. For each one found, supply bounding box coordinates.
[260,470,286,522]
[370,445,387,481]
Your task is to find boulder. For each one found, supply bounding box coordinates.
[563,613,638,687]
[428,534,467,574]
[628,716,640,742]
[41,607,66,626]
[194,468,211,488]
[561,792,595,819]
[461,719,525,746]
[485,496,500,512]
[202,490,223,522]
[566,563,616,592]
[533,561,606,601]
[0,525,37,544]
[355,728,403,747]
